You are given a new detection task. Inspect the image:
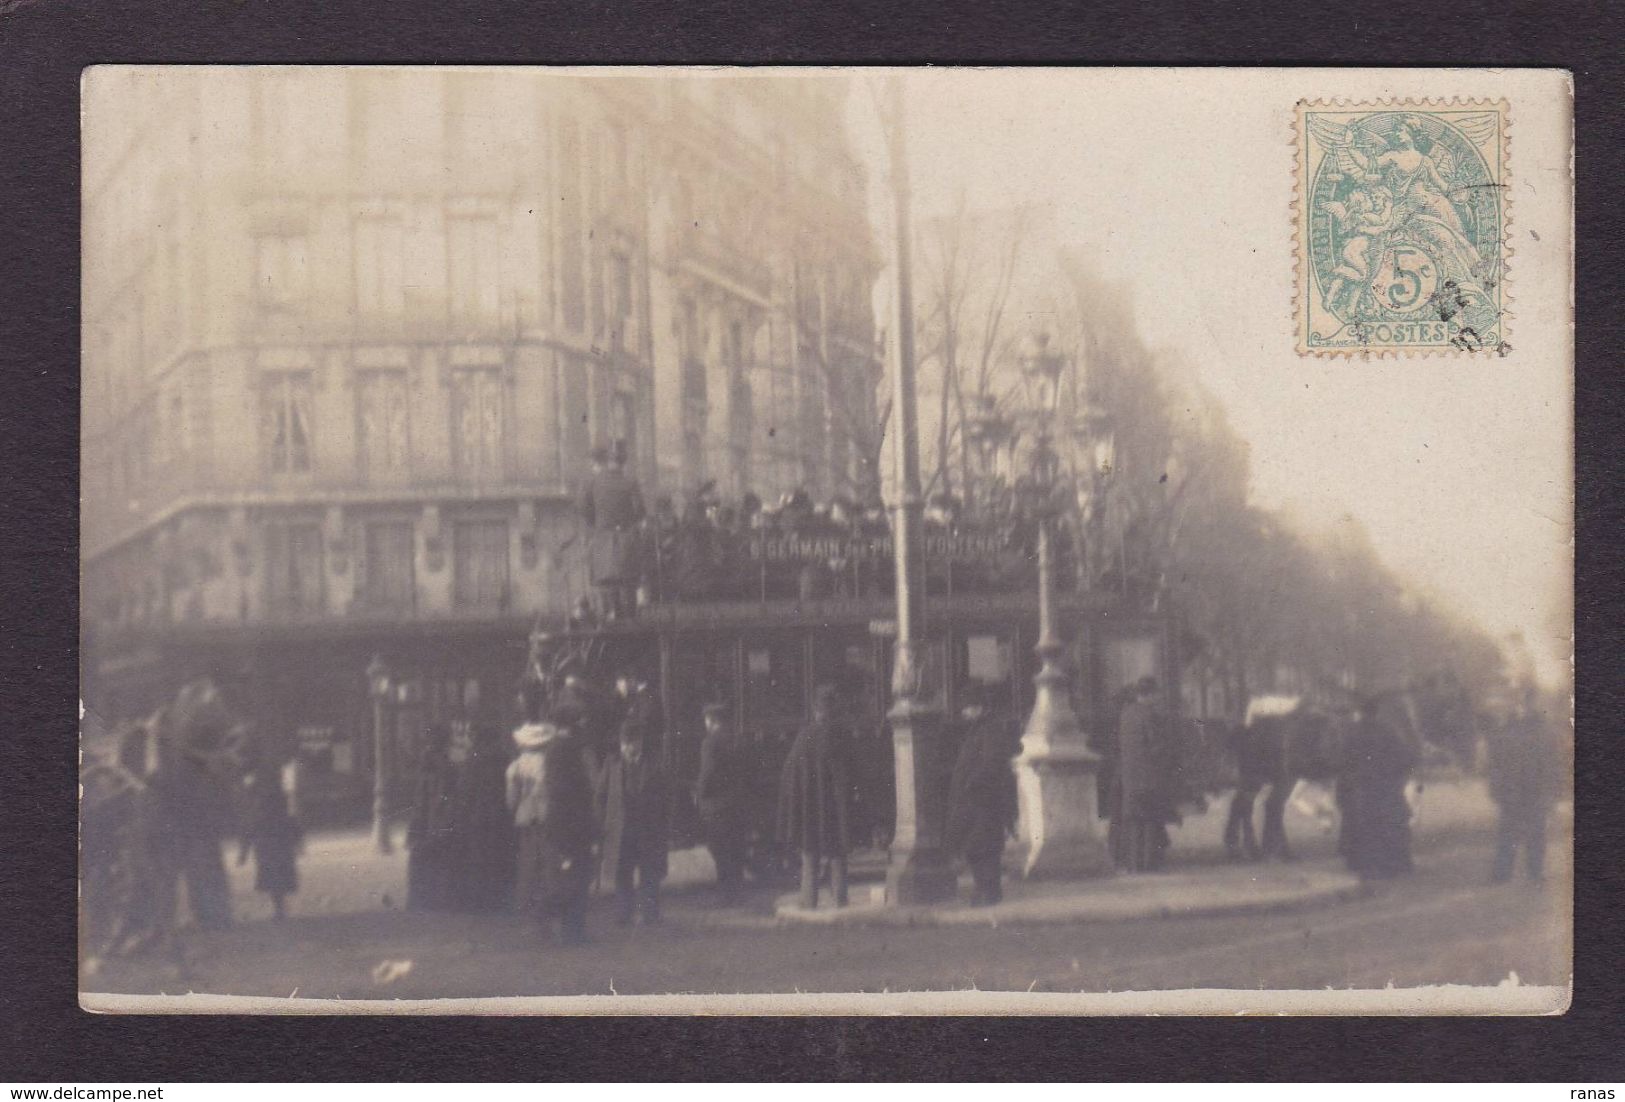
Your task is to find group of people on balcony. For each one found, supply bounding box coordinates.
[579,441,1067,619]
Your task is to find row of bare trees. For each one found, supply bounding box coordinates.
[905,205,1511,722]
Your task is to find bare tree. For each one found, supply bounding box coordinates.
[914,201,1032,501]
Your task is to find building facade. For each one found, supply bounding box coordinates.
[81,69,882,815]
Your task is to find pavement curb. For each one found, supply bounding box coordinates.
[706,868,1373,930]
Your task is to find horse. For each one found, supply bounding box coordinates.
[1223,695,1344,861]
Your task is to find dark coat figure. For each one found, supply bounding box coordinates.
[237,769,302,919]
[406,723,458,911]
[1338,705,1418,879]
[616,680,666,755]
[1116,679,1173,872]
[694,703,752,901]
[450,721,517,912]
[674,499,719,600]
[147,690,239,932]
[597,731,670,924]
[777,687,854,908]
[1094,686,1132,860]
[1487,693,1563,883]
[509,712,598,944]
[946,708,1020,905]
[581,450,646,617]
[80,728,155,957]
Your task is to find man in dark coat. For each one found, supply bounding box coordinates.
[1487,684,1563,884]
[450,692,518,913]
[406,722,458,911]
[615,672,665,759]
[580,443,646,619]
[147,682,240,932]
[1337,694,1419,880]
[777,684,854,909]
[694,700,752,903]
[946,695,1020,905]
[597,719,670,925]
[524,699,599,944]
[1116,676,1171,873]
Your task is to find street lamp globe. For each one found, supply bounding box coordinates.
[366,654,392,700]
[1019,332,1067,415]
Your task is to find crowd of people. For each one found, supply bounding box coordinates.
[400,667,900,943]
[82,662,1564,960]
[578,443,1052,616]
[81,681,301,962]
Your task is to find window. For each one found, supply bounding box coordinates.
[965,635,1013,684]
[261,371,313,475]
[452,520,509,610]
[447,215,501,323]
[354,217,405,318]
[264,522,324,615]
[360,522,415,612]
[255,234,309,311]
[356,370,410,480]
[450,368,505,482]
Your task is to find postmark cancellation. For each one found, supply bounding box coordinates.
[1295,99,1510,356]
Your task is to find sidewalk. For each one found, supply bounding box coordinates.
[229,775,1501,927]
[768,863,1367,927]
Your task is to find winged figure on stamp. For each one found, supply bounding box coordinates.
[1311,112,1499,317]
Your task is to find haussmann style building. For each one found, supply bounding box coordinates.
[81,69,885,819]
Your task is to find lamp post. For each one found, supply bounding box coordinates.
[1009,334,1114,879]
[366,654,394,855]
[882,73,956,906]
[964,393,1015,514]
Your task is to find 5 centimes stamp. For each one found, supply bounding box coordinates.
[1296,100,1510,356]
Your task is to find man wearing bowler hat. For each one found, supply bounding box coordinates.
[694,700,751,904]
[777,684,854,909]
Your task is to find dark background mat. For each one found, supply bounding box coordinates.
[1,0,1620,1082]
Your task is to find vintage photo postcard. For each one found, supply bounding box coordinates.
[78,66,1573,1016]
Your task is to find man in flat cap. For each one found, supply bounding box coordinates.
[694,700,752,904]
[777,684,854,909]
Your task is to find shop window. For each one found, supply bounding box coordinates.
[965,634,1012,684]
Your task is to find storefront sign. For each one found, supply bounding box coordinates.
[747,530,1009,564]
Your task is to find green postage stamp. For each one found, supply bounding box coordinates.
[1296,100,1510,356]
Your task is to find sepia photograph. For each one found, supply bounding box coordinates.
[76,65,1574,1015]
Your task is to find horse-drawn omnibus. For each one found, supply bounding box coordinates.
[85,523,1180,837]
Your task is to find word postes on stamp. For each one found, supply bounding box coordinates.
[1296,100,1509,356]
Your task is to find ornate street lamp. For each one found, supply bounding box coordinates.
[1010,333,1113,880]
[365,654,394,855]
[964,393,1015,510]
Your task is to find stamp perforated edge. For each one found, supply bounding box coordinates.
[1292,97,1513,359]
